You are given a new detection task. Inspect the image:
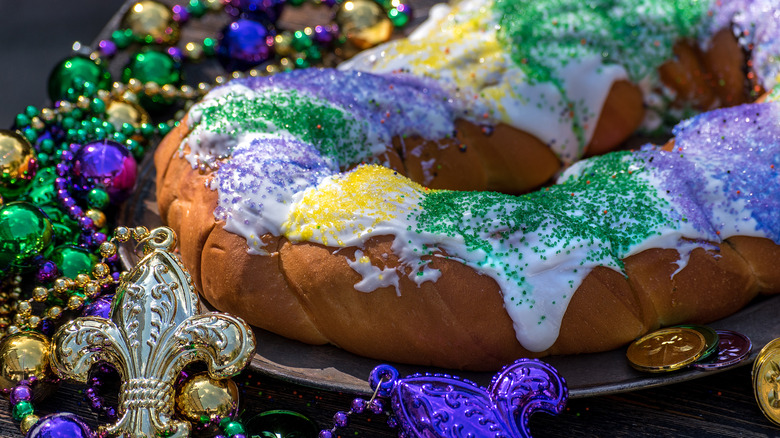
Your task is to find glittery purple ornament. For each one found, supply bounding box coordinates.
[35,260,59,283]
[81,296,113,319]
[371,359,568,438]
[217,19,274,71]
[25,412,93,438]
[71,140,137,203]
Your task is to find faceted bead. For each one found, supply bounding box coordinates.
[25,413,93,438]
[9,384,33,404]
[333,411,349,428]
[217,19,273,71]
[12,400,34,421]
[122,50,181,86]
[122,1,180,45]
[50,246,97,279]
[0,129,37,198]
[222,421,245,436]
[87,188,111,209]
[47,55,111,102]
[0,202,53,270]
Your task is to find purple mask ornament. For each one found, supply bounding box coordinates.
[369,358,568,438]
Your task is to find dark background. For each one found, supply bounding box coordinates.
[0,1,124,128]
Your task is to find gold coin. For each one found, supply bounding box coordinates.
[753,340,780,426]
[626,327,706,372]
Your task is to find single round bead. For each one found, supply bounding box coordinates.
[47,306,63,319]
[51,246,97,279]
[81,295,112,319]
[351,398,366,414]
[0,332,51,391]
[25,412,93,438]
[9,384,33,404]
[318,430,334,438]
[114,227,131,242]
[47,55,111,102]
[333,411,349,428]
[0,129,38,198]
[122,0,180,45]
[122,50,182,87]
[222,421,245,436]
[20,413,40,435]
[0,202,53,269]
[85,209,107,229]
[12,400,34,421]
[32,287,49,302]
[72,140,137,203]
[217,19,273,71]
[369,399,385,414]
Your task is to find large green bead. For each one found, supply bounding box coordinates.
[51,246,97,279]
[122,50,181,86]
[25,167,58,206]
[0,202,54,270]
[0,130,37,199]
[47,55,112,102]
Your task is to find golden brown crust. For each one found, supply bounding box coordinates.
[156,120,780,370]
[153,27,774,370]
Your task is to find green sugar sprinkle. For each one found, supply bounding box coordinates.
[493,0,710,83]
[415,151,675,294]
[196,89,373,165]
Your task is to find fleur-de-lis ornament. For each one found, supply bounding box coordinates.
[51,227,256,437]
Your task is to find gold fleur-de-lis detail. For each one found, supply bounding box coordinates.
[50,227,256,437]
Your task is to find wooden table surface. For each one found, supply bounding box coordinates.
[1,1,779,437]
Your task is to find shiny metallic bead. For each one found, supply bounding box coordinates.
[20,414,40,435]
[15,300,32,316]
[106,99,150,131]
[127,78,144,93]
[27,316,41,329]
[75,274,91,287]
[335,0,393,49]
[84,281,101,299]
[115,226,132,242]
[53,278,70,294]
[144,81,161,96]
[132,226,150,241]
[0,332,51,390]
[99,242,118,258]
[161,84,178,99]
[32,287,48,302]
[47,306,63,319]
[175,373,239,423]
[85,209,107,229]
[67,296,85,311]
[122,1,180,45]
[0,131,38,197]
[92,263,110,278]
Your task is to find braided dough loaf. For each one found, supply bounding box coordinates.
[155,0,780,370]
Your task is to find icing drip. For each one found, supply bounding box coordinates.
[183,69,780,352]
[342,0,780,162]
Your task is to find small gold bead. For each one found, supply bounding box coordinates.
[128,78,144,93]
[92,263,110,278]
[31,117,45,130]
[53,278,70,294]
[14,314,28,325]
[115,226,131,242]
[16,300,32,316]
[12,286,22,295]
[76,95,91,109]
[27,316,41,329]
[57,101,73,113]
[112,82,128,94]
[32,287,49,302]
[97,89,110,100]
[6,325,20,335]
[20,414,40,435]
[266,64,280,75]
[99,241,117,258]
[197,82,211,93]
[89,51,101,61]
[75,274,90,287]
[85,209,107,229]
[84,281,102,299]
[214,75,226,85]
[248,69,259,77]
[67,296,84,311]
[179,85,196,100]
[132,226,150,240]
[0,316,10,326]
[162,84,178,99]
[184,42,204,61]
[47,306,63,319]
[0,304,11,315]
[40,108,55,122]
[8,291,19,301]
[144,82,161,96]
[231,71,244,79]
[99,275,115,286]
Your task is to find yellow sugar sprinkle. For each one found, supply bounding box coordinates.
[283,165,425,245]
